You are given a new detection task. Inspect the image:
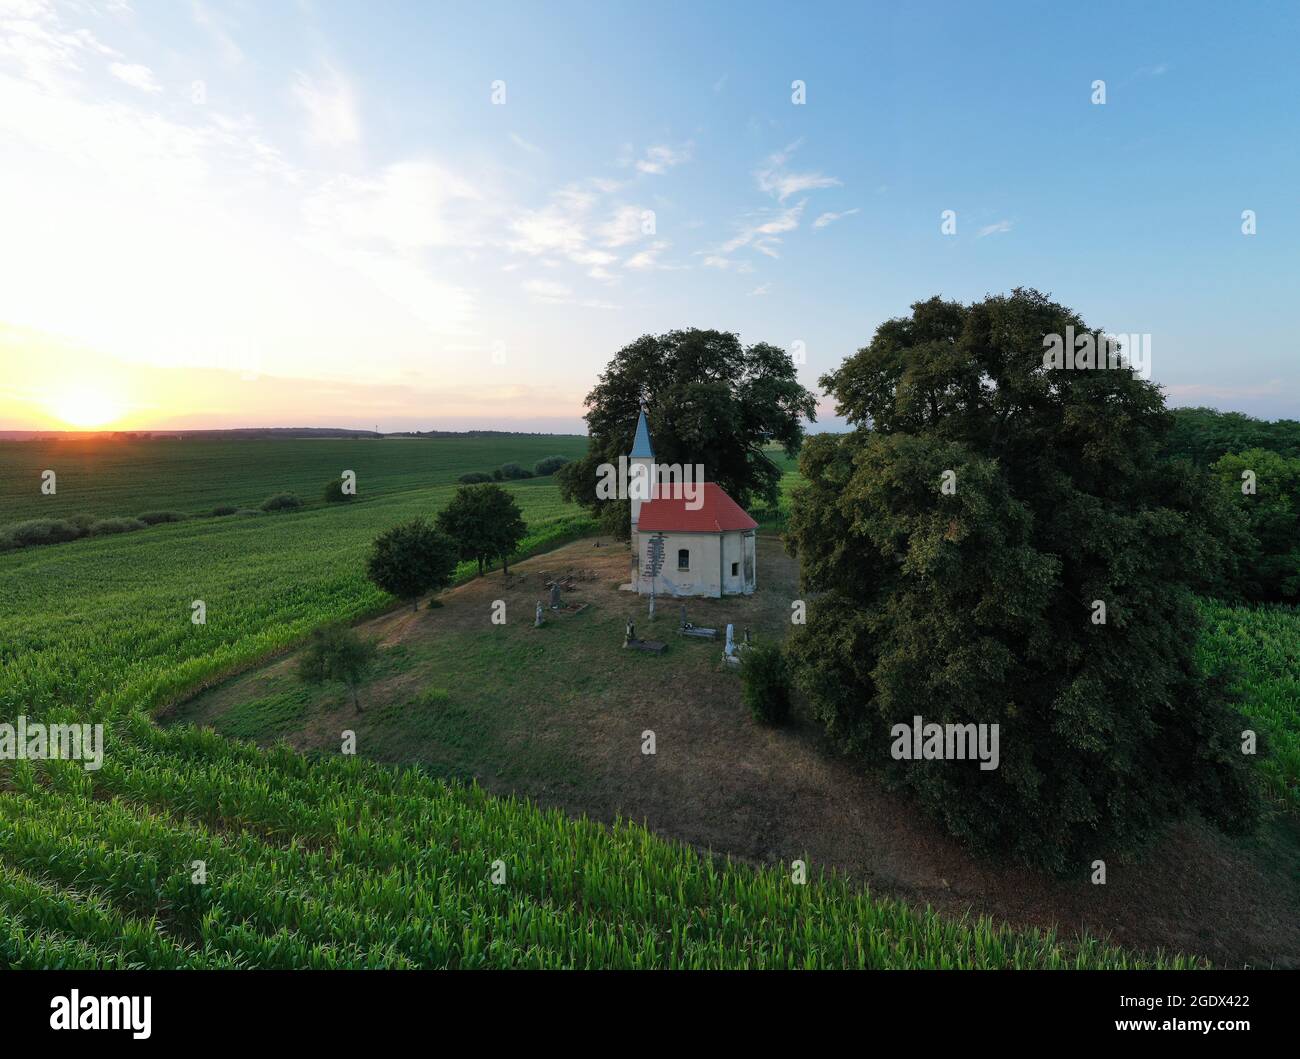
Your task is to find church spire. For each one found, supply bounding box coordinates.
[630,407,653,458]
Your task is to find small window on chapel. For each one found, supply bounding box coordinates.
[731,562,739,577]
[677,549,689,570]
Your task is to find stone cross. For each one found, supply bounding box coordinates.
[724,623,736,658]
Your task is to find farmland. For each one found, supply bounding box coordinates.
[1,434,1296,968]
[0,435,588,521]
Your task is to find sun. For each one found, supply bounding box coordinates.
[50,387,127,428]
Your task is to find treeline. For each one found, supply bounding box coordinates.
[1163,408,1300,604]
[1163,407,1300,465]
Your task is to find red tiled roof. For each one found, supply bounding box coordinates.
[636,482,758,532]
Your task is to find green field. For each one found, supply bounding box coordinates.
[1,435,1292,968]
[0,436,587,521]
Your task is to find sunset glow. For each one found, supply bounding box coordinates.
[48,386,126,429]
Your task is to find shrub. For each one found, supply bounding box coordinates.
[323,477,355,503]
[137,510,187,525]
[261,492,302,512]
[89,517,147,536]
[211,505,238,516]
[741,641,793,725]
[491,468,504,481]
[533,455,570,477]
[5,518,85,547]
[458,472,492,484]
[366,517,459,611]
[498,462,533,480]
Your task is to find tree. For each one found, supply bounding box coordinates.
[785,289,1260,872]
[556,329,817,538]
[533,455,570,476]
[1211,448,1300,602]
[298,625,378,713]
[366,518,458,611]
[436,484,527,575]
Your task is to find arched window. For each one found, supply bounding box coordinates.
[677,548,689,570]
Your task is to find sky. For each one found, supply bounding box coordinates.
[0,0,1296,434]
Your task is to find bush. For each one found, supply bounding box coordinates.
[89,517,147,536]
[137,510,187,525]
[498,462,533,480]
[261,492,302,512]
[533,455,570,477]
[211,505,238,516]
[491,468,504,481]
[741,641,793,725]
[457,472,492,484]
[4,518,85,547]
[323,478,355,503]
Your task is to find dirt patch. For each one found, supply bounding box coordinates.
[168,536,1300,967]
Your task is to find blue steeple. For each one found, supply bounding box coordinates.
[630,408,654,458]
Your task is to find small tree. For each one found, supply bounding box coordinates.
[741,641,793,725]
[436,484,527,575]
[298,625,378,713]
[533,455,570,476]
[366,518,458,611]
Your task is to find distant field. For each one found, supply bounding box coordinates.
[0,438,591,717]
[0,435,587,522]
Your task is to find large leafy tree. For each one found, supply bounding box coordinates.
[436,483,527,575]
[786,289,1260,872]
[557,328,817,537]
[366,518,459,610]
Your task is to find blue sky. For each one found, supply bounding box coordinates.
[1,0,1296,431]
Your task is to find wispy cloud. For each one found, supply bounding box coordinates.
[813,208,859,229]
[747,282,772,296]
[755,140,840,202]
[292,64,360,148]
[977,219,1013,238]
[635,142,692,175]
[509,131,542,154]
[108,61,159,92]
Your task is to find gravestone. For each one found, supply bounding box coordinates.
[550,583,562,609]
[535,601,544,628]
